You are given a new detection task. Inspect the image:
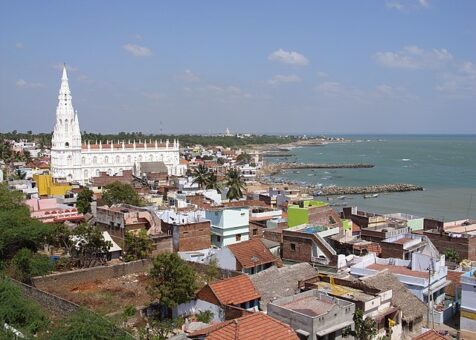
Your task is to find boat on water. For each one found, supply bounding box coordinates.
[363,194,379,199]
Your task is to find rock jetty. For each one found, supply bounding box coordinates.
[263,163,374,175]
[320,184,423,195]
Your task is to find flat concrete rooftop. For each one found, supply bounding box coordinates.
[281,296,335,317]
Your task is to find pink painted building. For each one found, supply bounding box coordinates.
[25,198,84,223]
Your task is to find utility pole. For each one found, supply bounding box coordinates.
[426,263,435,328]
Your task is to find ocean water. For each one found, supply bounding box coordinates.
[271,135,476,220]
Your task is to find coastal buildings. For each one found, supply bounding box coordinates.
[50,66,185,184]
[206,208,250,247]
[267,289,355,340]
[460,269,476,338]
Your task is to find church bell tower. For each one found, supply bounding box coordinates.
[50,65,82,182]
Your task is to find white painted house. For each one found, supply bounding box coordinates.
[205,208,249,247]
[460,270,476,336]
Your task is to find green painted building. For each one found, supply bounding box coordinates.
[287,200,330,227]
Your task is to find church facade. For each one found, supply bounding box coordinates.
[50,66,185,184]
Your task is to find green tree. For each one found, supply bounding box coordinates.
[102,182,144,206]
[196,310,214,323]
[49,308,132,340]
[0,276,50,337]
[72,224,112,268]
[76,187,94,214]
[148,253,197,309]
[224,168,246,201]
[0,184,52,260]
[124,230,153,262]
[191,164,210,189]
[205,258,219,283]
[205,172,222,193]
[349,309,377,340]
[444,249,460,263]
[236,152,252,165]
[9,248,53,283]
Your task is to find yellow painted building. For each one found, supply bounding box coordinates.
[33,174,72,196]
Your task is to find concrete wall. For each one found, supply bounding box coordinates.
[32,259,152,289]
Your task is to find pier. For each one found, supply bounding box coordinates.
[319,184,423,195]
[262,162,374,175]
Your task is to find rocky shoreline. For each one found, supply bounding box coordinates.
[262,163,375,176]
[319,184,424,195]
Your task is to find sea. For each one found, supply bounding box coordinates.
[269,135,476,221]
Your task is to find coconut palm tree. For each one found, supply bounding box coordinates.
[205,172,222,193]
[224,168,246,201]
[191,164,210,189]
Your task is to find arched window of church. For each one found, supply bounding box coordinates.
[116,155,120,163]
[127,155,131,163]
[95,169,99,177]
[64,119,68,133]
[139,155,143,162]
[84,170,88,178]
[105,156,109,164]
[108,169,112,175]
[67,155,72,165]
[82,157,85,165]
[93,156,97,164]
[149,154,153,161]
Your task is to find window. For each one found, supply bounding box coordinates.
[290,243,296,251]
[252,229,258,236]
[236,234,241,241]
[216,236,221,242]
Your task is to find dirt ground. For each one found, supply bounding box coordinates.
[44,273,152,315]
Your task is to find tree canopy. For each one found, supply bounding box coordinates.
[224,168,246,201]
[148,253,197,309]
[76,187,94,214]
[102,182,144,206]
[124,230,153,262]
[0,184,52,260]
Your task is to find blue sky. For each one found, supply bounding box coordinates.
[1,0,475,134]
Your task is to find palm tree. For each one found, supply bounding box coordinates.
[205,172,222,193]
[191,164,210,189]
[224,168,246,201]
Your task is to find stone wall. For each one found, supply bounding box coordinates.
[32,259,153,290]
[13,279,80,315]
[282,234,312,262]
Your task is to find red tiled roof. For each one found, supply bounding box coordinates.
[189,312,299,340]
[227,239,278,269]
[367,263,427,278]
[206,275,261,306]
[412,329,448,339]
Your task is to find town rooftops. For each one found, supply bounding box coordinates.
[366,263,428,278]
[412,329,448,339]
[188,312,298,340]
[199,275,261,306]
[227,238,279,269]
[138,161,168,174]
[250,263,318,311]
[281,295,335,317]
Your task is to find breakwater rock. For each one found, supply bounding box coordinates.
[320,184,423,195]
[263,163,374,175]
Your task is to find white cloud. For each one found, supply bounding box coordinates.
[15,42,24,49]
[268,74,301,86]
[386,0,431,11]
[16,79,43,89]
[123,43,152,57]
[374,45,453,69]
[268,49,309,66]
[376,84,416,101]
[435,61,476,97]
[177,69,200,82]
[316,71,328,78]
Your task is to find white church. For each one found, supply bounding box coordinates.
[50,66,185,184]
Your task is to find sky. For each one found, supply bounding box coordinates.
[0,0,475,135]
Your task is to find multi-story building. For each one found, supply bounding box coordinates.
[206,207,249,247]
[460,269,476,338]
[50,66,185,184]
[287,200,342,228]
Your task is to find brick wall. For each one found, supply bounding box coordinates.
[249,222,265,239]
[308,206,343,228]
[424,232,476,261]
[282,235,312,262]
[380,242,404,259]
[162,220,211,252]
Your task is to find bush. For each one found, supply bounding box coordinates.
[196,310,214,323]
